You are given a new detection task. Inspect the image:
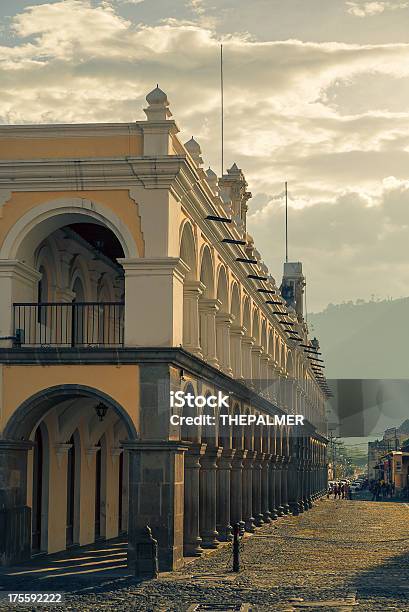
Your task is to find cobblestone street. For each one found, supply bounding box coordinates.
[2,494,409,611]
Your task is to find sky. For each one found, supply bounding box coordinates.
[1,0,409,311]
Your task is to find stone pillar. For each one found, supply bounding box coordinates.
[0,440,33,565]
[230,325,245,379]
[230,450,247,532]
[241,335,254,387]
[251,345,263,392]
[183,281,204,358]
[261,454,272,523]
[199,298,220,368]
[242,450,256,532]
[216,448,235,541]
[275,456,284,516]
[288,446,301,516]
[268,456,278,520]
[183,443,206,556]
[199,447,222,548]
[260,353,270,398]
[124,441,187,572]
[281,456,290,514]
[0,262,41,347]
[216,312,233,376]
[119,257,188,347]
[252,453,264,526]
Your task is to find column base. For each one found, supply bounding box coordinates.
[303,499,309,511]
[283,504,290,515]
[289,502,300,516]
[254,514,264,527]
[184,538,204,557]
[217,525,233,542]
[239,520,246,536]
[270,508,279,520]
[277,506,285,517]
[263,511,272,523]
[297,501,305,513]
[244,517,256,532]
[201,531,219,549]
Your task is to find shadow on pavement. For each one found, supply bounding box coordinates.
[0,538,137,595]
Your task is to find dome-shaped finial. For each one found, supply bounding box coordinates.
[144,85,172,121]
[206,166,218,192]
[184,136,203,166]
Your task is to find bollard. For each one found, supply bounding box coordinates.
[135,525,159,580]
[232,522,240,572]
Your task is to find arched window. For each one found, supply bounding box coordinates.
[37,266,49,325]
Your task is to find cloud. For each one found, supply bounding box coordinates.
[1,0,409,308]
[346,1,408,17]
[247,178,409,310]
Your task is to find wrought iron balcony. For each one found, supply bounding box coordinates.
[13,302,124,347]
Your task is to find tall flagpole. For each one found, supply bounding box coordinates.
[285,181,288,263]
[220,43,224,176]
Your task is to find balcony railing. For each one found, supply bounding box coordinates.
[13,302,124,347]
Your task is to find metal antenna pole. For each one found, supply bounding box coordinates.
[285,181,288,263]
[221,43,224,176]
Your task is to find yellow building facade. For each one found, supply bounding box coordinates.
[0,87,328,571]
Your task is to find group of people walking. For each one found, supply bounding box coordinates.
[370,480,395,501]
[327,482,351,500]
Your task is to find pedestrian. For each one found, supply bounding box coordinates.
[341,483,345,499]
[391,482,395,497]
[333,483,339,499]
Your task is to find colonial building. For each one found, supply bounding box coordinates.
[0,87,328,571]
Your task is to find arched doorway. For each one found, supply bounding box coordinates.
[3,385,138,560]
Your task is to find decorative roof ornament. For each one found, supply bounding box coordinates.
[206,166,218,193]
[184,136,203,167]
[144,85,172,121]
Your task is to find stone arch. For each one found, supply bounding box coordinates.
[216,265,229,311]
[180,382,200,443]
[232,403,243,450]
[3,385,138,441]
[199,244,214,298]
[180,220,197,281]
[0,197,139,263]
[252,309,260,344]
[230,282,241,325]
[243,296,251,334]
[260,319,267,352]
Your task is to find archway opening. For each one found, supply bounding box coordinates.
[4,385,137,559]
[12,212,126,348]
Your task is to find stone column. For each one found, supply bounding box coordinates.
[275,456,284,516]
[230,450,247,533]
[268,456,278,520]
[0,440,33,565]
[281,456,290,514]
[216,312,233,376]
[230,325,245,379]
[252,452,264,526]
[184,443,206,556]
[120,257,188,347]
[183,280,204,358]
[288,445,301,516]
[216,448,235,541]
[199,447,222,548]
[268,361,278,403]
[261,453,272,523]
[0,262,41,347]
[251,345,263,392]
[241,335,254,387]
[124,440,188,572]
[199,298,220,368]
[260,353,270,398]
[242,450,256,532]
